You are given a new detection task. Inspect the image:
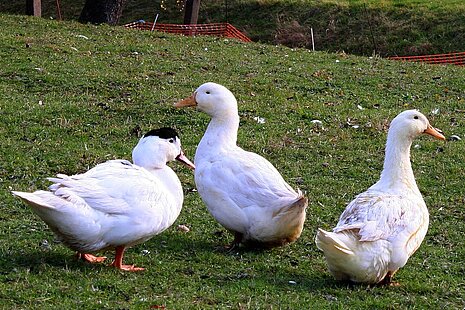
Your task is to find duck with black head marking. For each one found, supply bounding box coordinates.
[175,82,308,248]
[13,127,195,271]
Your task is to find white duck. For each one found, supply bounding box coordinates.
[174,82,307,248]
[12,127,195,271]
[315,110,445,284]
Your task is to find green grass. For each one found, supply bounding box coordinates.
[1,13,464,308]
[1,0,465,56]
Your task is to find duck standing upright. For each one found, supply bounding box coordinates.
[175,82,307,248]
[12,127,195,271]
[315,110,445,284]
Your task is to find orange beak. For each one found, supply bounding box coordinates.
[176,150,195,170]
[174,92,197,108]
[423,124,446,140]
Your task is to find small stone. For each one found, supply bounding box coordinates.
[40,239,51,251]
[325,294,337,301]
[141,250,150,255]
[253,116,265,124]
[177,224,190,232]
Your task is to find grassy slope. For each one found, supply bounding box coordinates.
[197,0,465,56]
[1,0,465,56]
[0,14,464,308]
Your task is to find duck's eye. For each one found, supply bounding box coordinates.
[414,116,419,120]
[169,139,174,143]
[206,91,211,94]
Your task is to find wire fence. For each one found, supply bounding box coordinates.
[124,20,465,66]
[389,51,465,66]
[124,20,251,42]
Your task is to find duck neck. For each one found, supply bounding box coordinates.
[376,132,419,194]
[199,113,240,150]
[147,166,183,205]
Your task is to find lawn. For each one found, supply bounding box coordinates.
[0,13,464,308]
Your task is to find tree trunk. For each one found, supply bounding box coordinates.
[183,0,201,24]
[79,0,127,25]
[26,0,41,17]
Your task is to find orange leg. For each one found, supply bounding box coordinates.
[218,232,243,252]
[378,271,400,287]
[76,252,107,263]
[110,246,144,271]
[227,232,243,250]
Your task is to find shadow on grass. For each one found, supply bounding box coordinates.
[0,232,218,274]
[180,231,381,293]
[0,249,106,275]
[0,232,383,295]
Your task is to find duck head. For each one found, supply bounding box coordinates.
[132,127,195,170]
[389,110,445,141]
[174,82,238,119]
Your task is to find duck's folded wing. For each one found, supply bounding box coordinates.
[48,160,164,215]
[334,191,426,252]
[201,150,300,209]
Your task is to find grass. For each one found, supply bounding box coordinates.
[0,13,464,308]
[1,0,465,56]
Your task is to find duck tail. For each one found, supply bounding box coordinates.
[315,228,355,255]
[315,228,359,281]
[12,191,56,210]
[266,195,307,246]
[315,228,390,283]
[292,194,308,211]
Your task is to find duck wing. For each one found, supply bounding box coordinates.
[49,160,166,216]
[197,148,300,209]
[334,190,428,257]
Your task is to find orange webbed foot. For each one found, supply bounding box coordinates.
[111,262,145,272]
[110,246,144,271]
[377,272,400,287]
[76,252,107,263]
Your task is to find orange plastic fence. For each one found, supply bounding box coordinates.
[389,51,465,66]
[124,20,251,42]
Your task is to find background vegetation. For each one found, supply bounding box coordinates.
[1,0,465,56]
[0,11,464,308]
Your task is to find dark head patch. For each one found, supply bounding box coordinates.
[143,127,179,140]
